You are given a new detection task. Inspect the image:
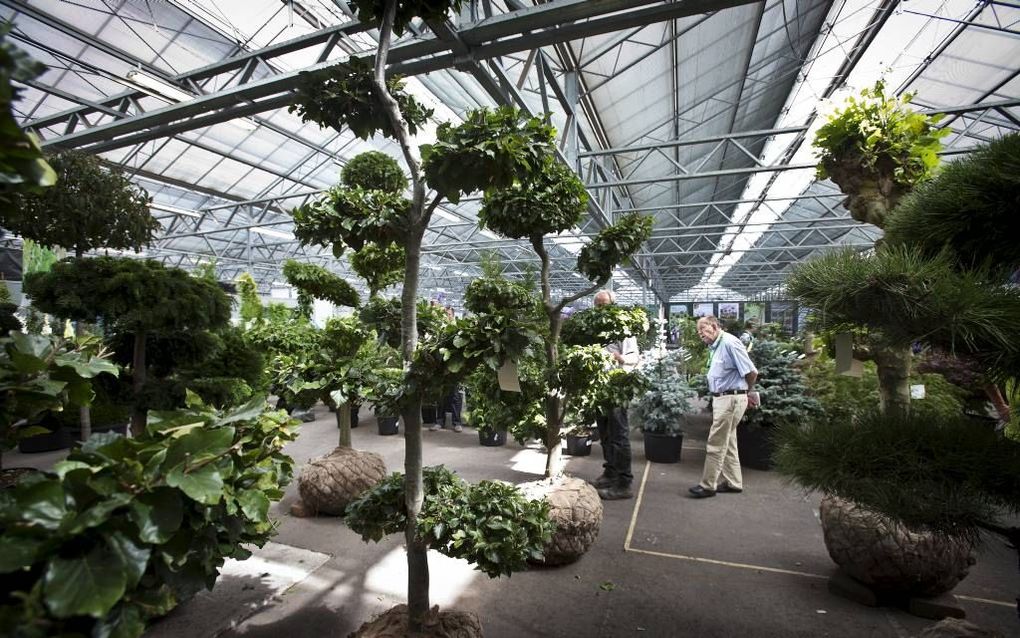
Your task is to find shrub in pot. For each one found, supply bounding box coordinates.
[739,341,822,470]
[632,350,695,464]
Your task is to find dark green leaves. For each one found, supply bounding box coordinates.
[282,260,360,308]
[463,276,538,315]
[0,398,299,636]
[342,151,407,193]
[2,150,156,255]
[346,466,554,578]
[128,489,183,544]
[289,57,432,139]
[422,107,556,204]
[561,305,649,347]
[44,545,127,618]
[480,160,588,239]
[349,242,405,297]
[351,0,465,37]
[576,214,653,284]
[292,186,408,256]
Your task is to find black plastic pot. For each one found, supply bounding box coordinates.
[643,431,683,463]
[737,422,774,470]
[351,405,360,429]
[478,429,506,447]
[17,418,73,453]
[565,434,592,456]
[377,415,399,436]
[421,404,438,425]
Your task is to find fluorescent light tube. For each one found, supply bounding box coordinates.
[251,226,295,240]
[126,70,195,103]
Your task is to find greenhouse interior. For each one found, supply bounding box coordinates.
[1,0,1019,636]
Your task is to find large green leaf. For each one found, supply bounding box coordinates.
[107,532,151,589]
[128,488,183,544]
[0,535,45,572]
[237,489,270,522]
[92,603,145,638]
[217,395,267,425]
[64,492,133,534]
[167,463,225,504]
[43,545,127,618]
[163,426,235,469]
[16,478,68,530]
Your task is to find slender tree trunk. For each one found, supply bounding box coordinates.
[130,330,147,436]
[874,346,911,419]
[544,313,564,478]
[337,400,352,448]
[73,248,92,441]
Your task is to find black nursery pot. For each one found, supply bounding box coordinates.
[737,422,774,470]
[478,429,507,447]
[17,415,72,453]
[643,431,683,464]
[565,434,592,456]
[421,404,438,425]
[377,415,400,436]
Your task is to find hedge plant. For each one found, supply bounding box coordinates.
[0,395,298,638]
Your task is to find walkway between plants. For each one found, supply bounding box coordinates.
[11,406,1012,637]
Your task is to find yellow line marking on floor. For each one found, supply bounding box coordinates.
[956,595,1016,609]
[623,460,651,551]
[621,460,1017,609]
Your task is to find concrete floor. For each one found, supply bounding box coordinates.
[6,406,1018,637]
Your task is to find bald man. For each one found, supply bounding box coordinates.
[591,290,640,500]
[689,315,758,498]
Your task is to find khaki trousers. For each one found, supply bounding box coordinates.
[700,394,748,490]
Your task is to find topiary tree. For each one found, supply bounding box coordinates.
[478,158,653,475]
[24,257,231,435]
[289,0,565,626]
[281,259,359,318]
[236,272,263,326]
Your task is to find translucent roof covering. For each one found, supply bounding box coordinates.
[4,0,1019,307]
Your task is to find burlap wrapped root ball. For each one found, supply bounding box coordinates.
[351,604,483,638]
[519,476,603,566]
[296,447,387,516]
[820,495,976,597]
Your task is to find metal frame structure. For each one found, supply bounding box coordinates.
[3,0,1019,308]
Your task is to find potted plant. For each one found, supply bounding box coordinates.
[785,132,1020,607]
[738,340,822,470]
[813,81,946,228]
[633,350,695,464]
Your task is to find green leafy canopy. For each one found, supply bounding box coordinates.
[560,305,649,347]
[289,57,433,140]
[351,0,466,37]
[282,260,360,308]
[576,213,654,284]
[479,160,588,240]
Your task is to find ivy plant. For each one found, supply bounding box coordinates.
[0,395,298,638]
[345,465,554,578]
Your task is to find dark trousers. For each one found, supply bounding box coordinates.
[442,387,463,425]
[596,407,632,487]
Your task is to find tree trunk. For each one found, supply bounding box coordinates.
[875,346,911,419]
[130,330,147,436]
[73,248,92,441]
[544,313,564,478]
[337,400,352,448]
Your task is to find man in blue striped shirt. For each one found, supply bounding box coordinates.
[689,315,759,499]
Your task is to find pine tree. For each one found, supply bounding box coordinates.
[744,340,821,429]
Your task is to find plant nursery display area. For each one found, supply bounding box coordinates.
[1,1,1020,637]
